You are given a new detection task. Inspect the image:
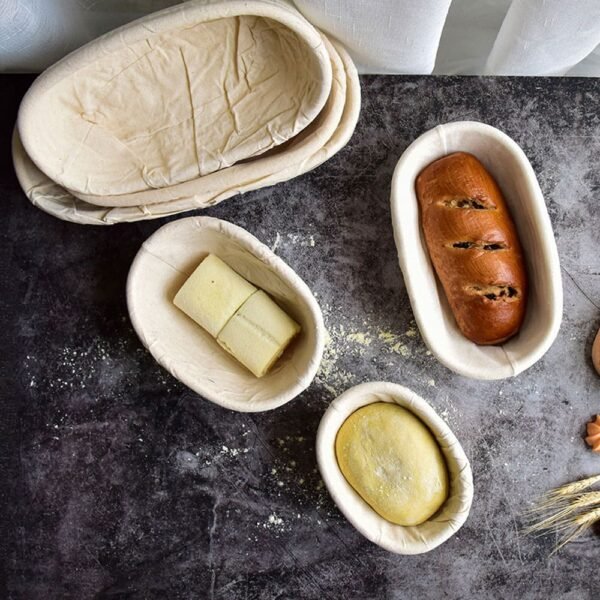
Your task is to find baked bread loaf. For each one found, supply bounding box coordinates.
[416,152,527,345]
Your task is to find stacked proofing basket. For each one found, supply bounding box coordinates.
[12,0,360,225]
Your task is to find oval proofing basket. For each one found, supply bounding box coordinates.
[390,121,562,380]
[13,0,360,224]
[127,217,325,412]
[317,381,473,554]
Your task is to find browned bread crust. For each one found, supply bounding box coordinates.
[416,152,527,345]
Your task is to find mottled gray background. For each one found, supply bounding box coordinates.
[2,75,600,599]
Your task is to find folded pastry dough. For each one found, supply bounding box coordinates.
[13,0,360,224]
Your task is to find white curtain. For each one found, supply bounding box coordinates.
[1,0,599,75]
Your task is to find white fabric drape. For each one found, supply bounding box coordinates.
[292,0,453,74]
[1,0,599,75]
[484,0,600,75]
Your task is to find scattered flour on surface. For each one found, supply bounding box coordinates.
[268,514,283,526]
[315,328,355,396]
[378,331,396,344]
[25,337,178,395]
[346,332,371,346]
[175,450,199,471]
[285,233,317,248]
[437,394,460,427]
[314,306,434,396]
[391,342,411,358]
[258,513,288,534]
[271,232,281,252]
[271,231,317,252]
[220,445,248,457]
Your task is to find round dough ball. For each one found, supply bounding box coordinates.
[335,402,449,526]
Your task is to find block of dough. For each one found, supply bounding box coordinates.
[335,402,448,526]
[174,254,256,338]
[217,291,301,378]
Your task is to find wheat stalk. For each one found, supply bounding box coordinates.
[524,491,600,534]
[523,475,600,554]
[543,474,600,499]
[551,507,600,555]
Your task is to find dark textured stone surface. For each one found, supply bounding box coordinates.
[2,74,600,599]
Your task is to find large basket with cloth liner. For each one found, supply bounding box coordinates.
[13,0,360,224]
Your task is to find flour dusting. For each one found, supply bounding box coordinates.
[315,303,431,396]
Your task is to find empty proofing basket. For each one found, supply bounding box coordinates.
[14,0,360,224]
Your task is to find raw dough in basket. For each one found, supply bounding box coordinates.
[317,382,474,554]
